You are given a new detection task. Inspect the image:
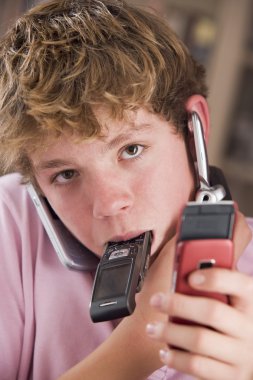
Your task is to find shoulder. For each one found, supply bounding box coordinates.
[237,217,253,275]
[0,172,45,249]
[0,172,28,209]
[0,171,23,188]
[0,172,37,215]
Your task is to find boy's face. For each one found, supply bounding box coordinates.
[31,107,195,257]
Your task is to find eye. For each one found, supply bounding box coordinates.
[52,169,78,184]
[120,144,145,160]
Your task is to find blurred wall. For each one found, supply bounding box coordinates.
[129,0,253,216]
[0,0,252,215]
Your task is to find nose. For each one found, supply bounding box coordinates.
[91,174,134,219]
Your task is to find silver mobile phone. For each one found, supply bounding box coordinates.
[27,183,99,271]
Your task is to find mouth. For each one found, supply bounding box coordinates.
[109,230,153,243]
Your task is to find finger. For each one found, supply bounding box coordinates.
[158,347,236,380]
[188,268,253,314]
[150,292,253,339]
[146,320,247,366]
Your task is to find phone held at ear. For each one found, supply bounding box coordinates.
[27,183,99,271]
[171,112,236,325]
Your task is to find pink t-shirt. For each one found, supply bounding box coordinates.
[0,173,252,380]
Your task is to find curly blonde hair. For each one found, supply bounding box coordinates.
[0,0,207,181]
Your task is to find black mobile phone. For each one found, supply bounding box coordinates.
[90,231,152,322]
[27,183,99,271]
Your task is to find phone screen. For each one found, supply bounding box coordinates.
[92,262,132,300]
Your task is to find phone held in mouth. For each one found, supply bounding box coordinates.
[90,231,152,322]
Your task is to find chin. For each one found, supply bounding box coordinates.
[152,226,177,256]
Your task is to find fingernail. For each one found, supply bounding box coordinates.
[159,348,171,364]
[146,322,158,336]
[150,292,166,307]
[190,273,205,285]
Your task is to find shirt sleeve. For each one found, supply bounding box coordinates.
[0,194,25,379]
[0,186,36,380]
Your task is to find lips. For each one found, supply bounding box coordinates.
[108,231,147,243]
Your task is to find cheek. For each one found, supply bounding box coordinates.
[56,196,89,228]
[142,155,194,218]
[144,160,193,199]
[41,188,92,237]
[51,198,98,251]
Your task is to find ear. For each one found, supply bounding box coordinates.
[185,94,210,143]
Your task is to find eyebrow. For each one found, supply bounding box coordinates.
[35,124,152,171]
[35,159,74,171]
[104,123,152,150]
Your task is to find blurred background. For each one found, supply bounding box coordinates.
[0,0,253,216]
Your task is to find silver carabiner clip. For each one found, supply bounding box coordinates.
[189,112,226,203]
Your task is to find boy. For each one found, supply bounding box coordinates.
[0,0,252,379]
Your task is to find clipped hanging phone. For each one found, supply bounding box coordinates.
[27,183,99,271]
[171,112,236,325]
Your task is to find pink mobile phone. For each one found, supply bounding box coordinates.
[172,202,236,304]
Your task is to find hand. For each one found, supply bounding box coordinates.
[58,237,178,380]
[146,212,253,380]
[134,235,176,323]
[117,236,177,371]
